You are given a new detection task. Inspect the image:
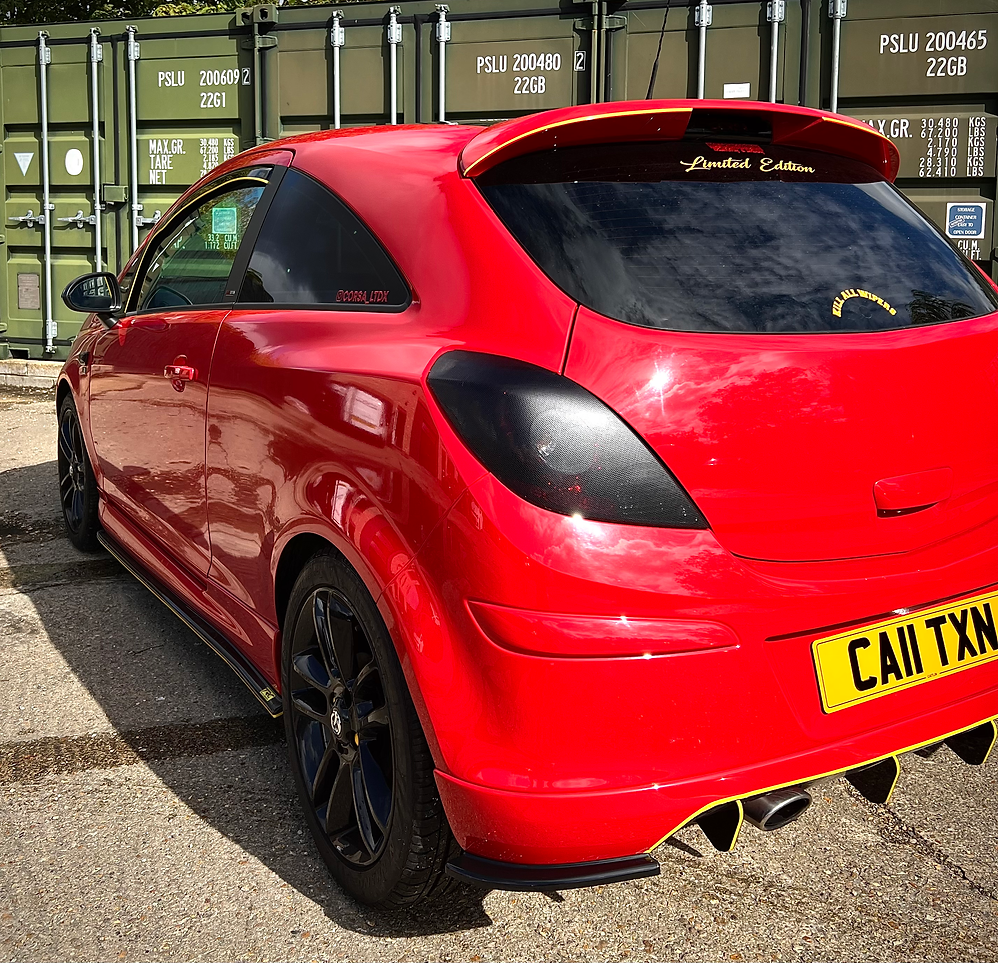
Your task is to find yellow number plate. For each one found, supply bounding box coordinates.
[813,590,998,713]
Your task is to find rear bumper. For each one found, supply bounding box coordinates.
[380,472,998,867]
[435,699,998,866]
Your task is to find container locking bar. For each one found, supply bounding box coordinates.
[387,6,402,125]
[767,1,785,103]
[126,25,141,253]
[828,0,847,113]
[435,4,450,122]
[331,10,345,130]
[9,210,46,228]
[38,31,56,353]
[57,211,99,230]
[694,1,712,99]
[90,28,103,272]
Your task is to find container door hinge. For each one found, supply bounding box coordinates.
[695,2,712,27]
[829,0,847,18]
[767,1,786,23]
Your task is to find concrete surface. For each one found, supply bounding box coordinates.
[0,360,62,391]
[2,384,998,962]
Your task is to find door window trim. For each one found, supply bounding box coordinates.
[124,164,287,317]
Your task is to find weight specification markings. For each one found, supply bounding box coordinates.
[5,386,998,960]
[141,135,237,185]
[850,110,997,179]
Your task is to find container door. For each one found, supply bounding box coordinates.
[833,1,998,278]
[612,1,802,105]
[125,27,251,260]
[1,37,105,359]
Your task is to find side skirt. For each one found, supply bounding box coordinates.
[98,530,283,718]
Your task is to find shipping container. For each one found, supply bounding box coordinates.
[1,0,995,359]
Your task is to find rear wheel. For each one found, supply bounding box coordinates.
[57,394,100,552]
[281,551,457,906]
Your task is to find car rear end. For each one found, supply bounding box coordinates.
[397,102,998,886]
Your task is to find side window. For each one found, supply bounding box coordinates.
[237,168,409,308]
[134,183,266,312]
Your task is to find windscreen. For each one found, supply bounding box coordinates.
[477,142,998,333]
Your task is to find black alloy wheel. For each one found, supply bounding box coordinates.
[57,395,100,551]
[289,585,394,864]
[282,552,457,906]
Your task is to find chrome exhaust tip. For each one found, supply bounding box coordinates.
[742,787,811,831]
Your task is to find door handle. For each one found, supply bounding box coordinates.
[164,363,195,391]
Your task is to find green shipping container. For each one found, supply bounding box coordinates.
[1,0,995,358]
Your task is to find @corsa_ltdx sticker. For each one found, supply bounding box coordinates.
[832,288,897,318]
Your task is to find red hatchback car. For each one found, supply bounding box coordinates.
[58,100,998,907]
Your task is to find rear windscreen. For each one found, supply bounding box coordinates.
[477,142,998,333]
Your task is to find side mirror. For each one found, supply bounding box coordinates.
[62,272,122,323]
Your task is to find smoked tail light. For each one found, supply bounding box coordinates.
[426,351,707,529]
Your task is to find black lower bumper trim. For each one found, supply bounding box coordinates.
[445,851,660,891]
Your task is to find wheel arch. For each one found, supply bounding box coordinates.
[273,531,340,632]
[56,376,72,412]
[271,523,444,768]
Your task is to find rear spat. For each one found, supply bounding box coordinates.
[445,852,660,892]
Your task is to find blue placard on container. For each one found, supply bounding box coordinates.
[946,202,986,239]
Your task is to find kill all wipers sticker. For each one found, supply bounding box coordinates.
[832,288,897,318]
[14,152,33,176]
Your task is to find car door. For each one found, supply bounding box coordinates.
[204,166,414,638]
[88,167,275,576]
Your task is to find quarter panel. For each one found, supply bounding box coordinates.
[204,311,477,643]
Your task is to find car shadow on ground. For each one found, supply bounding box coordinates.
[2,457,492,937]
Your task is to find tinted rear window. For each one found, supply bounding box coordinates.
[238,168,409,309]
[478,143,998,333]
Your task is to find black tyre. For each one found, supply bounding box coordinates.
[282,551,457,907]
[57,394,100,552]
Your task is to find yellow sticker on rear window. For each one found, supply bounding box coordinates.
[813,590,998,712]
[831,288,897,318]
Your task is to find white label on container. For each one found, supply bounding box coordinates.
[723,82,751,98]
[17,273,40,310]
[65,148,84,176]
[14,152,33,176]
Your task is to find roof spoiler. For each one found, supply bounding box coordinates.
[459,100,900,182]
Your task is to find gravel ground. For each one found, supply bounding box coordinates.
[2,385,998,962]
